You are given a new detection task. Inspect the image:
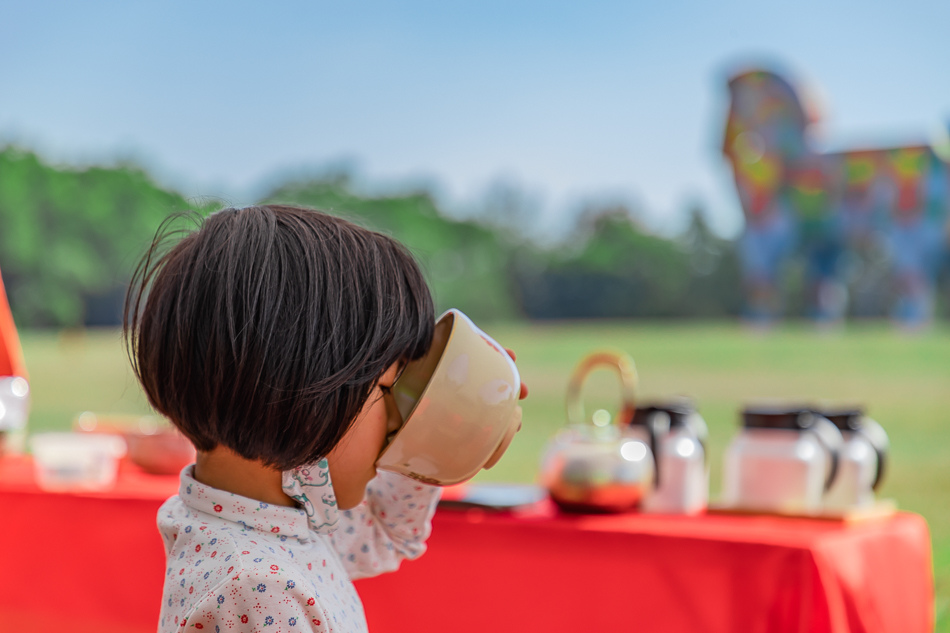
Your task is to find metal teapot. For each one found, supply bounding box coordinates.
[541,351,655,513]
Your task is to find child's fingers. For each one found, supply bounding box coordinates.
[504,348,528,399]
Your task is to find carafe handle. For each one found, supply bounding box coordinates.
[856,417,889,492]
[805,413,844,491]
[566,351,637,427]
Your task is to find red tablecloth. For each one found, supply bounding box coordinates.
[0,455,934,633]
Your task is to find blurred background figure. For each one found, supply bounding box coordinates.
[722,68,950,326]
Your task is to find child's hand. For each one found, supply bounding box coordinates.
[504,348,529,400]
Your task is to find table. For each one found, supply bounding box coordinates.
[0,455,934,633]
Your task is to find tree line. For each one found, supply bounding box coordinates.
[0,146,804,328]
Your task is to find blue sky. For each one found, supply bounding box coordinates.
[2,1,949,238]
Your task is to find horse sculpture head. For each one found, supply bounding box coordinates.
[722,69,818,220]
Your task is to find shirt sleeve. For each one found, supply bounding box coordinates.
[174,571,335,633]
[329,470,441,580]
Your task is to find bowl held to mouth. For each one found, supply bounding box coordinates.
[376,309,522,486]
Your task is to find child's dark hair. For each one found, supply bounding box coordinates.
[124,204,434,470]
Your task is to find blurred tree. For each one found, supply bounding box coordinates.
[0,148,746,327]
[675,203,744,318]
[263,175,520,321]
[0,147,204,327]
[477,178,542,243]
[513,203,683,318]
[512,202,743,319]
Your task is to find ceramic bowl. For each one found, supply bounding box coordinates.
[124,428,197,475]
[376,309,522,486]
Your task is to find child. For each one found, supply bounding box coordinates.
[125,204,514,632]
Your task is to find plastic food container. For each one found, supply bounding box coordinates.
[30,432,127,491]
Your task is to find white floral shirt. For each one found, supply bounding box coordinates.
[157,460,440,633]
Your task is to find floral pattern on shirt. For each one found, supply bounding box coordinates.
[282,459,340,534]
[330,472,441,580]
[158,465,440,633]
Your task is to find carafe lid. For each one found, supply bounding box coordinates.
[632,399,694,428]
[741,405,817,430]
[811,406,865,431]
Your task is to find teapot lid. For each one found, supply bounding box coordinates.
[742,405,817,431]
[632,399,694,428]
[811,406,865,431]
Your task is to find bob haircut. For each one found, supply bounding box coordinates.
[124,204,434,471]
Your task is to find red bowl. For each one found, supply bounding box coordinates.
[124,430,196,475]
[74,413,196,476]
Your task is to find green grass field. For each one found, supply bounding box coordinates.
[16,322,949,630]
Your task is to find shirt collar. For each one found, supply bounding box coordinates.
[177,465,319,540]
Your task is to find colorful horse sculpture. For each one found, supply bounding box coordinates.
[722,68,950,324]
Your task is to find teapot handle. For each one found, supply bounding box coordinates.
[566,351,637,427]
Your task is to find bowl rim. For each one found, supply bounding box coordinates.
[375,308,520,472]
[391,309,459,426]
[375,309,459,466]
